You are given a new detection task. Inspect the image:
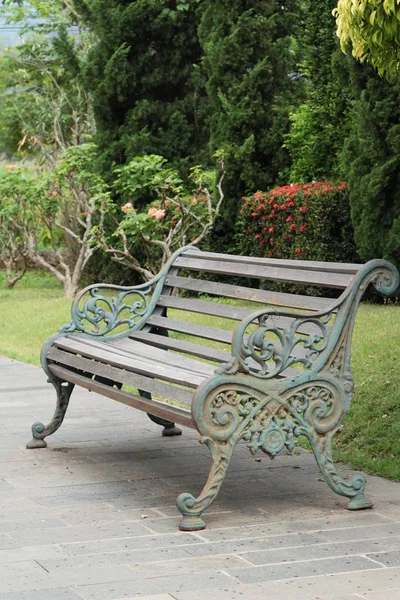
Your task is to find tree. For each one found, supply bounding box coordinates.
[0,145,111,297]
[198,0,304,198]
[97,153,226,280]
[284,0,351,183]
[334,0,400,78]
[73,0,207,175]
[342,64,400,266]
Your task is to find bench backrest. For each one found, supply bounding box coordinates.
[132,249,362,373]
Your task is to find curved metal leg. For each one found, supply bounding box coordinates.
[139,390,182,437]
[177,437,235,531]
[309,432,373,510]
[26,378,74,449]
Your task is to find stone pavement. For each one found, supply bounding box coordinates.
[1,356,400,600]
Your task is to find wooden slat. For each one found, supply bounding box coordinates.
[54,336,207,388]
[129,331,232,363]
[146,315,233,345]
[109,338,215,377]
[183,250,362,274]
[164,276,334,312]
[173,257,353,289]
[157,295,251,321]
[49,364,194,428]
[47,347,194,406]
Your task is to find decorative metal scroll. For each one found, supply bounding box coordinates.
[60,283,154,336]
[218,310,333,379]
[199,381,343,458]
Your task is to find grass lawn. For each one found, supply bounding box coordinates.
[1,271,400,481]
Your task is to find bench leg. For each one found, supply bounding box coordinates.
[310,431,373,510]
[177,437,235,531]
[139,390,182,436]
[26,377,74,449]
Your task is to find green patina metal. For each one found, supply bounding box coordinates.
[26,249,399,531]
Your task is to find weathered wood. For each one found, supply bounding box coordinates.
[173,257,353,288]
[54,336,207,388]
[110,338,215,377]
[157,295,252,321]
[129,331,231,363]
[48,364,194,428]
[164,275,334,312]
[184,250,362,274]
[146,315,233,345]
[47,347,194,406]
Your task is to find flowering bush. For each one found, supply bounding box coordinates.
[235,181,357,265]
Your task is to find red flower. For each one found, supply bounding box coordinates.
[299,206,307,214]
[268,250,274,257]
[258,204,265,211]
[289,223,296,231]
[255,233,260,239]
[299,225,306,233]
[268,226,274,233]
[295,248,303,255]
[280,204,286,210]
[286,215,294,222]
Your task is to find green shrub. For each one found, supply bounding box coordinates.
[235,181,357,264]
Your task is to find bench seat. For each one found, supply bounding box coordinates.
[27,246,399,530]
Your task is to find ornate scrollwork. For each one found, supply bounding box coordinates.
[60,284,154,336]
[198,381,343,456]
[218,310,333,379]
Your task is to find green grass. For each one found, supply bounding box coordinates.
[1,270,400,480]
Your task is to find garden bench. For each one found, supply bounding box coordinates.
[27,247,398,531]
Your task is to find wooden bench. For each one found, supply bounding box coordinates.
[27,247,399,530]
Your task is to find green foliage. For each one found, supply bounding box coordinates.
[235,182,356,265]
[75,0,207,174]
[284,0,351,182]
[342,66,400,267]
[198,0,305,198]
[334,0,400,78]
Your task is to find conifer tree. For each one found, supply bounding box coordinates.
[75,0,206,172]
[285,0,351,182]
[198,0,304,199]
[342,65,400,265]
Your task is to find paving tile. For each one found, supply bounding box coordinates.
[39,546,192,571]
[9,520,152,547]
[285,566,400,597]
[0,544,67,564]
[0,517,67,533]
[0,535,19,550]
[75,571,235,599]
[60,533,202,556]
[183,532,325,557]
[362,590,400,599]
[128,554,248,577]
[367,550,400,568]
[241,537,400,566]
[0,589,82,600]
[318,523,400,544]
[228,555,381,584]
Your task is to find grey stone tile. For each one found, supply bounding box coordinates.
[75,571,235,600]
[9,520,152,547]
[198,513,390,542]
[0,544,67,564]
[362,590,400,599]
[0,517,67,533]
[228,555,381,584]
[184,532,325,557]
[318,523,400,543]
[60,532,202,556]
[0,481,14,492]
[0,535,19,550]
[285,566,400,597]
[39,546,192,571]
[129,554,248,577]
[172,581,312,600]
[367,550,400,568]
[0,589,82,600]
[242,537,400,566]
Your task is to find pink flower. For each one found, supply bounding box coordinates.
[7,164,18,171]
[121,202,134,214]
[148,207,166,221]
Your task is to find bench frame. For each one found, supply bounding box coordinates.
[27,247,399,530]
